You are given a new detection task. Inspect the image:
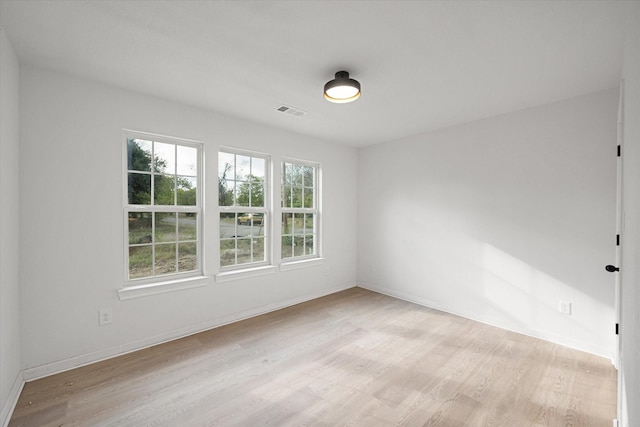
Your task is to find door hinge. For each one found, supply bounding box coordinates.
[617,234,620,246]
[616,323,619,335]
[617,145,621,157]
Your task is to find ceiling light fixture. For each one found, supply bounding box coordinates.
[324,71,361,104]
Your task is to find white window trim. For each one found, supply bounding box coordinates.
[217,147,272,273]
[215,265,278,283]
[279,257,325,272]
[118,275,210,300]
[122,130,207,295]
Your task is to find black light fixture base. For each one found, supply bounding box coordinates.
[324,71,361,103]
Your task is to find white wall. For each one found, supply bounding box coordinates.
[619,3,640,426]
[358,89,618,358]
[18,65,358,375]
[0,26,22,422]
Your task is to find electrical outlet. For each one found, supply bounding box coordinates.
[99,308,113,326]
[559,301,572,315]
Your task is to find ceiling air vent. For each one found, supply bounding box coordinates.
[275,105,307,118]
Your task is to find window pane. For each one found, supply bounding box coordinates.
[236,155,250,181]
[177,176,197,206]
[303,165,314,187]
[154,142,175,174]
[250,177,264,207]
[282,213,293,234]
[128,212,152,244]
[292,186,303,208]
[155,212,176,243]
[219,179,235,206]
[305,235,315,255]
[219,152,235,180]
[178,242,197,272]
[236,212,251,226]
[281,236,293,258]
[252,237,265,263]
[155,174,175,205]
[303,187,314,209]
[294,213,305,233]
[305,214,315,233]
[293,164,303,186]
[128,173,151,205]
[177,145,197,176]
[128,139,152,172]
[252,157,265,179]
[236,181,250,207]
[236,213,250,237]
[220,239,236,267]
[220,213,237,239]
[293,236,304,257]
[129,245,153,279]
[250,214,265,235]
[282,185,292,208]
[155,243,177,275]
[236,238,252,264]
[178,213,197,241]
[283,163,293,186]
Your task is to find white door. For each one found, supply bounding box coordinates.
[613,81,624,422]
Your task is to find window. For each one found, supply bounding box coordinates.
[281,160,319,260]
[125,133,202,284]
[218,149,269,269]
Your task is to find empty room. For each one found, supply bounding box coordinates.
[1,1,640,426]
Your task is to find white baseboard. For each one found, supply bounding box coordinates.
[22,282,357,382]
[357,281,609,359]
[1,372,24,427]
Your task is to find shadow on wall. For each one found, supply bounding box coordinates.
[480,243,613,348]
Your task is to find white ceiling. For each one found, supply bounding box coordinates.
[0,0,631,147]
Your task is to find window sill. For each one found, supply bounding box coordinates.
[118,275,210,300]
[215,265,278,283]
[280,257,325,271]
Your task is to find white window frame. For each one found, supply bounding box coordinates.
[119,130,206,300]
[217,147,272,273]
[280,158,321,266]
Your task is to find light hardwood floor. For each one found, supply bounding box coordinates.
[9,288,617,427]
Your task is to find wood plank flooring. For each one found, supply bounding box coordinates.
[9,288,617,426]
